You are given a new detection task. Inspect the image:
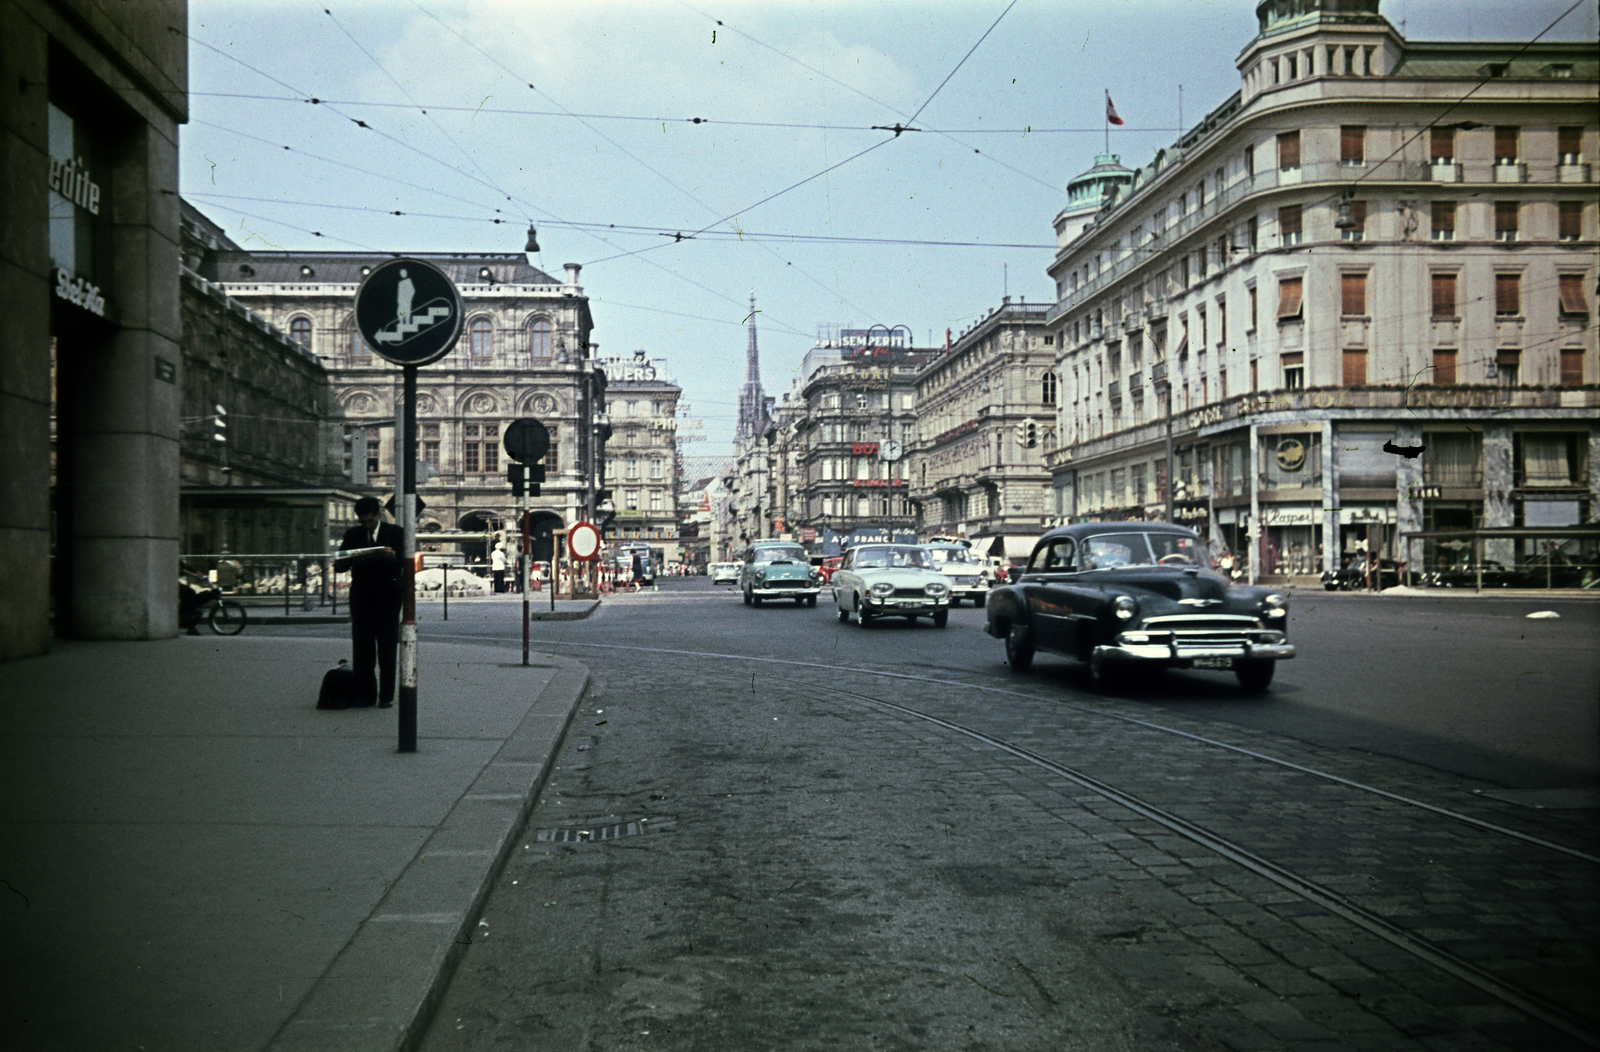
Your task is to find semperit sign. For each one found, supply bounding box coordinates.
[354,258,464,366]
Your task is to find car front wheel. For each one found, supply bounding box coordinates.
[805,595,817,607]
[932,609,948,628]
[1004,625,1034,671]
[742,588,752,605]
[856,595,873,626]
[1236,659,1276,693]
[1087,648,1123,691]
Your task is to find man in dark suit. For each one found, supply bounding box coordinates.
[335,496,405,708]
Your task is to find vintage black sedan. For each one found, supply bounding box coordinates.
[983,523,1295,692]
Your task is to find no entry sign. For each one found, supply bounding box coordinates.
[354,258,464,367]
[568,521,601,561]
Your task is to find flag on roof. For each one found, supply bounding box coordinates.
[1106,92,1124,126]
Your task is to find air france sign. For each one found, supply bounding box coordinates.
[353,258,464,366]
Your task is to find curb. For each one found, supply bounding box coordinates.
[262,658,590,1052]
[252,601,601,626]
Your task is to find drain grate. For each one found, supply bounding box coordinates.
[534,816,674,843]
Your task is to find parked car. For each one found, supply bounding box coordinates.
[924,541,990,606]
[709,562,742,585]
[1321,557,1402,591]
[984,522,1295,692]
[739,541,823,606]
[831,544,951,627]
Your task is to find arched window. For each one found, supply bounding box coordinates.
[468,317,493,358]
[527,315,553,357]
[1041,371,1058,405]
[289,316,312,350]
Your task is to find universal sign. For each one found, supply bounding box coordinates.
[55,268,106,317]
[49,155,101,215]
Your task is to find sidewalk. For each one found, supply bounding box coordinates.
[0,635,590,1052]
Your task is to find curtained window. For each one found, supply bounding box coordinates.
[1494,202,1518,241]
[1279,205,1302,245]
[1341,273,1367,315]
[1433,349,1457,385]
[1520,435,1573,487]
[1424,433,1480,484]
[1559,202,1582,242]
[1431,201,1455,241]
[1495,274,1521,316]
[1558,126,1582,164]
[1493,126,1519,164]
[1430,126,1455,164]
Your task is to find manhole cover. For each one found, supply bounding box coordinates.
[535,816,675,843]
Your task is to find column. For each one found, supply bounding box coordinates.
[1394,421,1424,579]
[1482,423,1514,567]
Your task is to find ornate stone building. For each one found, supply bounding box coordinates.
[906,300,1057,563]
[1045,0,1597,586]
[596,351,683,564]
[206,236,604,562]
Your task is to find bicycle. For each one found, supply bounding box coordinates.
[182,588,248,636]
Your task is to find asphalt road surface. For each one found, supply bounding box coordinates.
[260,582,1599,1050]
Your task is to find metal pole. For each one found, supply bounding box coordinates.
[442,561,449,621]
[398,365,418,753]
[522,510,531,667]
[1164,383,1175,525]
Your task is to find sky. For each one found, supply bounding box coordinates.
[181,0,1596,452]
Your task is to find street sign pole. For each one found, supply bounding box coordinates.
[399,365,418,753]
[522,507,531,667]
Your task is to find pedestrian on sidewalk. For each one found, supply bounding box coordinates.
[335,497,403,708]
[491,545,508,594]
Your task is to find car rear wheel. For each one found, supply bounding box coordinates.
[932,609,948,628]
[1004,625,1034,671]
[973,593,986,609]
[1087,649,1123,691]
[1236,659,1276,693]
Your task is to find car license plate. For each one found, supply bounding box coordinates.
[1191,656,1234,670]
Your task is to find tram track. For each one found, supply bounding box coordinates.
[439,630,1599,866]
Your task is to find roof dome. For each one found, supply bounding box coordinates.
[1064,153,1134,214]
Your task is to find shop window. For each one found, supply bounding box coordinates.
[1277,131,1300,171]
[1559,202,1583,242]
[1340,126,1366,166]
[1516,433,1586,487]
[1433,348,1457,385]
[1431,201,1455,241]
[1341,273,1367,316]
[1495,274,1521,316]
[1494,202,1518,242]
[1431,273,1457,318]
[1279,205,1302,246]
[1277,277,1304,321]
[1430,126,1455,164]
[1281,352,1304,390]
[1559,274,1590,317]
[1424,432,1481,485]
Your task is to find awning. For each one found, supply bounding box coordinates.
[984,536,1038,561]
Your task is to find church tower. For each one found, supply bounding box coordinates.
[735,292,769,444]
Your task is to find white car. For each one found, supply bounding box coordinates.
[924,542,990,606]
[831,544,951,628]
[709,562,742,585]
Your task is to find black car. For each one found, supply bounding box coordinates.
[983,522,1295,692]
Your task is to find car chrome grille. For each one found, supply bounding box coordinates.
[892,588,932,598]
[763,579,805,589]
[1140,614,1267,649]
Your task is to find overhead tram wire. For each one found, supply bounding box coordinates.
[675,0,1060,195]
[187,92,1189,136]
[580,0,1019,270]
[181,191,1057,249]
[187,31,813,341]
[405,0,897,333]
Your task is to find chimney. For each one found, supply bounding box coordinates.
[564,262,582,287]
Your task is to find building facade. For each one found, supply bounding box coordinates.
[1045,0,1597,586]
[4,0,189,655]
[209,244,604,563]
[907,301,1057,563]
[794,332,934,554]
[597,351,683,564]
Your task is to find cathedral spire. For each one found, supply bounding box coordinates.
[736,291,768,444]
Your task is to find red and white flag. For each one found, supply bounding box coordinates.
[1105,92,1124,126]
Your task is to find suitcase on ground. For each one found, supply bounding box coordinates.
[317,660,359,710]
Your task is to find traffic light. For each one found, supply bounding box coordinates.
[212,404,227,444]
[509,462,546,498]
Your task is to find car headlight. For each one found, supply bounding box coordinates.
[1263,593,1287,618]
[754,569,766,581]
[870,581,895,596]
[1113,595,1137,621]
[924,582,948,597]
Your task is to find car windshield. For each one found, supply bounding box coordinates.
[753,545,808,565]
[928,547,979,565]
[1082,532,1207,570]
[852,546,932,570]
